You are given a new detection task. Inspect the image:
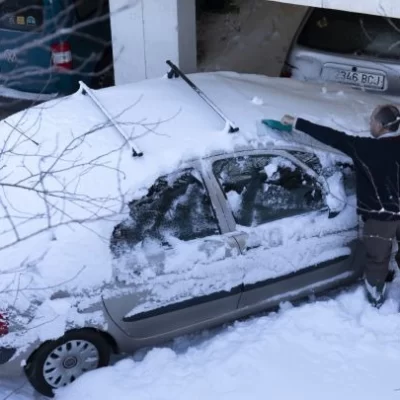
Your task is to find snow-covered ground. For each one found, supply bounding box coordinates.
[3,280,400,400]
[56,281,400,400]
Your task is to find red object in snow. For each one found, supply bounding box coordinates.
[0,313,9,336]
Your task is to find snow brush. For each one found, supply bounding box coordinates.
[262,119,293,133]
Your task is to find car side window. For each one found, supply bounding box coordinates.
[289,150,356,196]
[111,169,219,253]
[213,155,324,227]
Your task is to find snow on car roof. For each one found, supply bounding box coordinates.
[0,71,396,314]
[6,70,393,159]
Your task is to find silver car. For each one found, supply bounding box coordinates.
[282,8,400,95]
[0,70,370,397]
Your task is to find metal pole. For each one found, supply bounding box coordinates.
[166,60,239,133]
[79,81,143,157]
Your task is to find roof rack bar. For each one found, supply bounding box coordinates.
[79,81,143,157]
[166,60,239,133]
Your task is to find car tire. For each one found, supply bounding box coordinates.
[25,329,111,398]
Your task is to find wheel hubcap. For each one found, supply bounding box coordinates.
[63,356,78,369]
[43,339,100,388]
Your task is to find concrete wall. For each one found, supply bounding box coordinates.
[267,0,400,18]
[109,0,197,85]
[197,0,308,77]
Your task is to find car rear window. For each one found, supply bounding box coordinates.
[0,0,43,32]
[298,8,400,60]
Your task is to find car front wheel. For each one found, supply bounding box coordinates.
[25,329,111,397]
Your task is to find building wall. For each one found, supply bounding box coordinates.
[109,0,197,85]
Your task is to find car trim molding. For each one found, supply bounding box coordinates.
[122,254,350,322]
[122,284,243,322]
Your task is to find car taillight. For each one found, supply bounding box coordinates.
[51,41,73,70]
[0,313,8,336]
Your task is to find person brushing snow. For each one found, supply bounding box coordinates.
[263,104,400,308]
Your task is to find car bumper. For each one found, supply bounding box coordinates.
[0,341,39,377]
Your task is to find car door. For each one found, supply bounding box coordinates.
[103,166,243,340]
[210,150,361,310]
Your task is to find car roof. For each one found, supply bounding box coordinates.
[2,71,395,213]
[5,70,396,157]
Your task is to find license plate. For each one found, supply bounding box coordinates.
[323,68,385,90]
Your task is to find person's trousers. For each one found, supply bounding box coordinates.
[363,218,400,287]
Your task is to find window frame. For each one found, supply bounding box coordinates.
[208,149,330,230]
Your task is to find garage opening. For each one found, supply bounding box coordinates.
[196,0,307,77]
[73,0,115,89]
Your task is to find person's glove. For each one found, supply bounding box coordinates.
[262,115,296,133]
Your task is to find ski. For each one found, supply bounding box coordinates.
[79,81,143,157]
[166,60,239,133]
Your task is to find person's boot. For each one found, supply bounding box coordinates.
[364,279,386,308]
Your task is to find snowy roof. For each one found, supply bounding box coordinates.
[0,71,396,311]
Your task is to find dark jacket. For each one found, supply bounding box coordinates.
[295,118,400,221]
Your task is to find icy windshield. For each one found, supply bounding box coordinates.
[111,169,219,254]
[298,8,400,60]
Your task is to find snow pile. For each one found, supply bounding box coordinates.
[55,282,400,400]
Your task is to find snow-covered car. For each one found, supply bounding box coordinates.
[0,66,393,396]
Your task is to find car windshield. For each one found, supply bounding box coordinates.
[0,0,43,32]
[298,8,400,60]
